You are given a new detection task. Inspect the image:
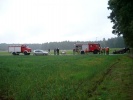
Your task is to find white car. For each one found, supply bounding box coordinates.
[61,50,66,55]
[33,50,48,56]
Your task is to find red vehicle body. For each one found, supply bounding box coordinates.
[74,43,101,54]
[8,45,31,55]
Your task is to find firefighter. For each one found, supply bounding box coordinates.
[103,47,106,55]
[100,47,103,54]
[106,47,109,55]
[85,48,88,54]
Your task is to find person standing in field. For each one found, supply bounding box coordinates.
[100,47,103,54]
[85,48,88,54]
[48,49,50,55]
[57,48,59,55]
[54,48,56,55]
[103,47,106,55]
[73,48,75,55]
[106,47,109,55]
[48,49,50,52]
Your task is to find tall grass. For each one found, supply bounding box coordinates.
[0,54,129,100]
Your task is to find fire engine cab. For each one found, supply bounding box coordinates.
[74,43,101,54]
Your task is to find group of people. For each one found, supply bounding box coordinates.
[100,47,109,55]
[54,48,60,55]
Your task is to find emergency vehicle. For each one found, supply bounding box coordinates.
[74,43,101,54]
[8,45,31,55]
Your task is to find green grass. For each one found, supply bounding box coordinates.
[0,54,133,99]
[88,56,133,100]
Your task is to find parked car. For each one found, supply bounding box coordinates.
[61,50,66,55]
[33,50,48,56]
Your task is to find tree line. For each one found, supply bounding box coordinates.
[0,37,127,51]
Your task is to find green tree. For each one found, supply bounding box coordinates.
[108,0,133,47]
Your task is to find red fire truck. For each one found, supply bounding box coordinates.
[8,45,31,55]
[74,43,101,54]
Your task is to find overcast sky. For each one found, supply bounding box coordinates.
[0,0,116,43]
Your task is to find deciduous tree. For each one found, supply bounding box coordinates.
[108,0,133,47]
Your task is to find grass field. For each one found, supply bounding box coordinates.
[0,52,133,100]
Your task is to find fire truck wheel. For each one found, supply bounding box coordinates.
[80,51,85,54]
[16,53,19,55]
[24,51,27,55]
[12,52,16,55]
[93,50,98,54]
[26,53,30,55]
